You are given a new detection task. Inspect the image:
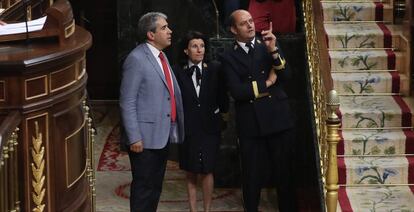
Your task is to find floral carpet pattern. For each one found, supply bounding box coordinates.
[321,0,414,211]
[91,103,278,212]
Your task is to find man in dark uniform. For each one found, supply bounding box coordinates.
[219,9,296,212]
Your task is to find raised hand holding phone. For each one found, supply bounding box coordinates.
[261,21,277,53]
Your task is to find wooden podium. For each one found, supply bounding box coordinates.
[0,1,93,211]
[0,0,75,45]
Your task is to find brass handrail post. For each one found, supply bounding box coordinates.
[8,129,15,211]
[89,118,96,212]
[83,101,96,212]
[325,90,340,212]
[1,148,5,212]
[12,128,20,211]
[3,142,9,211]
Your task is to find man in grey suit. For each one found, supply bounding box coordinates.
[120,12,184,212]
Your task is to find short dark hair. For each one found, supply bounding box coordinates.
[138,12,167,41]
[178,31,209,64]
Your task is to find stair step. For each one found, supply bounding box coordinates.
[332,72,407,94]
[333,72,410,97]
[339,129,414,155]
[339,96,412,128]
[322,2,392,22]
[338,186,414,211]
[332,69,397,72]
[329,49,402,72]
[338,156,414,184]
[321,0,389,2]
[324,23,397,48]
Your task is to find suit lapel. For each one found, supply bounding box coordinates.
[143,44,171,90]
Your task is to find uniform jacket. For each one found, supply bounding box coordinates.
[219,37,294,136]
[173,61,229,136]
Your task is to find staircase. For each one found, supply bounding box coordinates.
[320,0,414,211]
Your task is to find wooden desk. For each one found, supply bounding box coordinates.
[0,26,92,212]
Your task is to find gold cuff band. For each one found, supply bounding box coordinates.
[273,56,286,70]
[252,81,259,98]
[257,92,270,98]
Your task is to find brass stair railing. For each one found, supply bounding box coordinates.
[0,111,21,212]
[303,0,340,211]
[84,101,96,212]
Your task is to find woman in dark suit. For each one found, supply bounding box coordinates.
[174,31,229,212]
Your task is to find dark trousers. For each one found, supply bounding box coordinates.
[128,144,169,212]
[239,129,297,212]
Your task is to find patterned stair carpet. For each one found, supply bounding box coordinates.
[320,0,414,211]
[91,103,278,212]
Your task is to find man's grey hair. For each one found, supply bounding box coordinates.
[138,12,168,40]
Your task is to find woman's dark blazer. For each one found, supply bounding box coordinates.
[173,61,229,136]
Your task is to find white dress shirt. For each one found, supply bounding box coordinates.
[188,61,203,97]
[146,43,174,92]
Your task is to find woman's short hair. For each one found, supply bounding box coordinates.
[179,31,209,64]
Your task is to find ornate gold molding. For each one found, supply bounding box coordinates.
[303,0,328,177]
[304,1,341,211]
[31,121,45,212]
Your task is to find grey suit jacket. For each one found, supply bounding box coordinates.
[120,43,185,149]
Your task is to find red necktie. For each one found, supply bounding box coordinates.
[158,52,176,122]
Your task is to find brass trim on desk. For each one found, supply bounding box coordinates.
[49,64,77,93]
[25,75,48,100]
[65,119,87,188]
[65,20,75,38]
[77,58,86,80]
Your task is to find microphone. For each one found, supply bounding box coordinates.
[23,0,30,43]
[211,0,220,38]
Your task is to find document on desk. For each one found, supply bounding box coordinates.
[0,16,47,36]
